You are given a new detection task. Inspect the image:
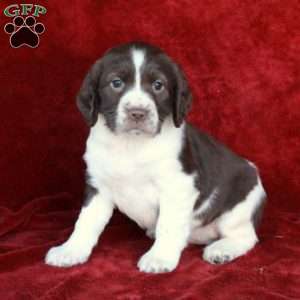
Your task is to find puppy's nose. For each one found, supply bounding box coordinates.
[127,108,149,122]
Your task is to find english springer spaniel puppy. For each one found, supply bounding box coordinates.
[45,42,266,273]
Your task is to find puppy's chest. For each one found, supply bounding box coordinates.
[110,172,159,229]
[87,144,161,229]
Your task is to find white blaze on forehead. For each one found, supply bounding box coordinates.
[116,47,159,134]
[131,49,145,88]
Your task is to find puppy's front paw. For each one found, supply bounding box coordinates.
[137,250,179,273]
[45,243,91,267]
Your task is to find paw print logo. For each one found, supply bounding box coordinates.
[4,16,45,48]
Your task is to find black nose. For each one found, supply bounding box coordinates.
[127,108,149,122]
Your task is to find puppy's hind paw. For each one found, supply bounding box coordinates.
[202,237,255,264]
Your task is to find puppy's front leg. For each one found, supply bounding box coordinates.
[45,190,114,267]
[138,186,194,273]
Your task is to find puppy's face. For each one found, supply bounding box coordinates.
[77,42,192,135]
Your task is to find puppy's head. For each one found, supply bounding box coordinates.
[77,42,192,135]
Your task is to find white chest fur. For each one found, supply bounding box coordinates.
[84,117,198,230]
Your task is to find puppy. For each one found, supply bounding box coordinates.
[45,42,266,273]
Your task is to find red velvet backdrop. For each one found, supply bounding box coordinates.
[0,0,299,299]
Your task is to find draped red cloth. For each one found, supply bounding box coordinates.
[0,1,299,299]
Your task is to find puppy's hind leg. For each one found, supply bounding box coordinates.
[45,188,114,267]
[203,178,266,264]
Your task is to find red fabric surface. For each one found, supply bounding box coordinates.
[1,0,300,299]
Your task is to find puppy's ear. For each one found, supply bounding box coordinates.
[76,60,102,127]
[172,63,192,128]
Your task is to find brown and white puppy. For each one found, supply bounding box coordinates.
[45,42,266,273]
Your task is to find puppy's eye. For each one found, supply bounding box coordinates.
[152,80,164,93]
[110,78,124,90]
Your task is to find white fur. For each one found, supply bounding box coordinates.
[189,221,219,245]
[194,188,218,217]
[132,49,144,87]
[45,193,114,267]
[188,189,219,244]
[203,177,265,264]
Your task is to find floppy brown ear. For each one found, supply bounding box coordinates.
[76,60,102,127]
[172,63,192,128]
